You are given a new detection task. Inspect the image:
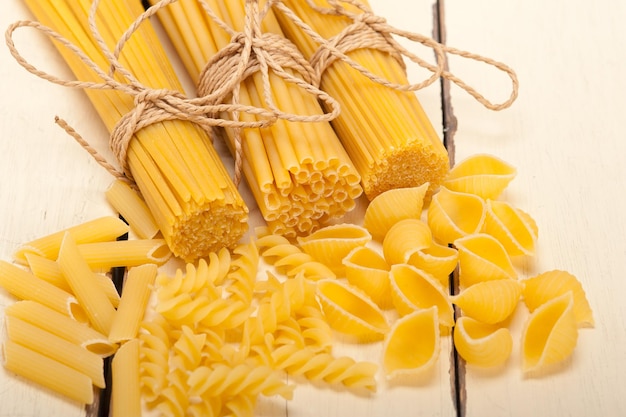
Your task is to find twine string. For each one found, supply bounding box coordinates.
[193,0,343,185]
[273,0,519,111]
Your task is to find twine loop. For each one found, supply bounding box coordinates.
[274,0,519,110]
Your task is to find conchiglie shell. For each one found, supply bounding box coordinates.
[444,154,516,199]
[363,183,429,242]
[521,291,578,375]
[428,187,486,245]
[343,246,393,309]
[522,270,594,328]
[453,316,513,367]
[483,200,538,256]
[407,243,458,286]
[297,224,371,276]
[451,279,523,324]
[454,233,517,288]
[383,307,440,378]
[389,264,454,331]
[316,279,389,341]
[382,219,432,265]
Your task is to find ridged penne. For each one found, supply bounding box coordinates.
[2,340,94,404]
[111,339,142,417]
[5,315,105,388]
[316,279,389,341]
[77,239,172,271]
[389,264,454,331]
[24,253,121,308]
[0,260,87,323]
[383,307,440,378]
[343,246,393,309]
[453,316,512,368]
[483,199,538,256]
[451,279,523,324]
[428,187,486,245]
[522,270,594,328]
[109,264,158,343]
[521,292,578,375]
[297,224,372,275]
[58,233,117,335]
[4,300,116,357]
[382,219,433,265]
[106,179,160,240]
[363,183,430,242]
[12,216,129,264]
[455,233,517,288]
[443,154,517,199]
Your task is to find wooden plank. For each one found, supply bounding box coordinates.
[0,1,457,416]
[0,2,112,417]
[444,1,626,416]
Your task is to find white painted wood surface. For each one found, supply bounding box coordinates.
[0,0,624,416]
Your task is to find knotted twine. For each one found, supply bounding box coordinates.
[4,0,340,187]
[271,0,519,111]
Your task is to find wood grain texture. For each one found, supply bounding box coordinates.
[444,1,626,416]
[2,0,624,416]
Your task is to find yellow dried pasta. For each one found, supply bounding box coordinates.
[382,219,433,265]
[483,199,538,256]
[383,307,440,378]
[451,279,523,324]
[343,246,392,309]
[453,316,512,368]
[455,233,517,288]
[443,153,517,199]
[389,264,454,331]
[363,183,430,242]
[406,242,458,286]
[316,279,389,341]
[521,292,578,375]
[297,223,372,275]
[522,270,594,328]
[428,187,486,245]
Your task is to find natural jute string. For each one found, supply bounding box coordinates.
[272,0,519,111]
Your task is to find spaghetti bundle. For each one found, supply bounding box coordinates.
[147,0,363,237]
[10,0,250,261]
[272,0,450,200]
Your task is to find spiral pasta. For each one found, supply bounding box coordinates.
[268,344,378,392]
[256,233,336,281]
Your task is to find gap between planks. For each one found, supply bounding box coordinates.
[433,1,466,417]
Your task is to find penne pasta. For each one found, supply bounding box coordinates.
[109,264,157,343]
[25,253,121,308]
[2,340,94,404]
[111,339,141,417]
[4,301,116,357]
[77,239,171,271]
[13,216,129,264]
[58,233,116,335]
[105,179,160,240]
[5,316,105,388]
[0,260,87,323]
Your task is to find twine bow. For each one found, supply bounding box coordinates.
[272,0,519,111]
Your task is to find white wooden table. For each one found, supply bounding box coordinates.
[1,1,624,416]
